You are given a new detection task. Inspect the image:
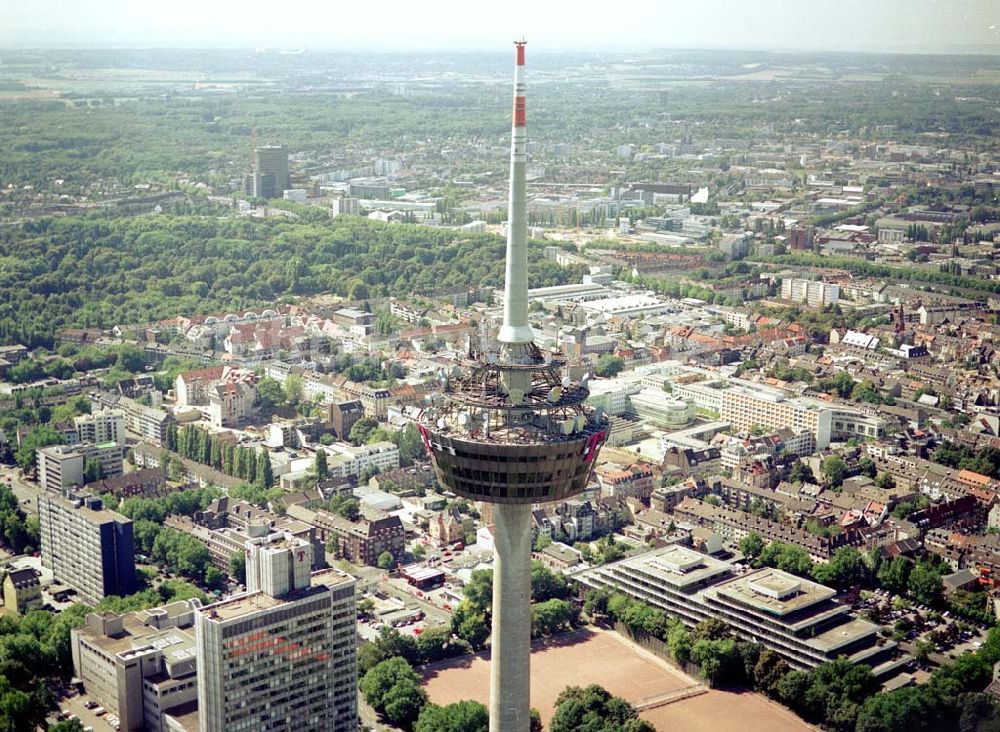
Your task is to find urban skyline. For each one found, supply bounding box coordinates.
[0,16,998,732]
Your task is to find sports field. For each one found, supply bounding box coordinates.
[642,687,811,732]
[421,628,812,730]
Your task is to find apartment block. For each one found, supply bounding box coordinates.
[117,395,175,446]
[286,504,404,567]
[195,533,357,732]
[594,463,654,501]
[780,278,839,308]
[75,409,126,447]
[37,445,84,493]
[323,441,400,480]
[1,566,42,615]
[37,490,136,605]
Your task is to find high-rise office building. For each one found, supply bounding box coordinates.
[37,489,136,605]
[419,42,608,732]
[244,145,290,200]
[194,532,357,732]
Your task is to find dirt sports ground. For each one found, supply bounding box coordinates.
[421,627,812,731]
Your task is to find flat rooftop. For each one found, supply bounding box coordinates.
[806,616,880,654]
[199,591,283,621]
[713,568,836,618]
[627,545,732,590]
[77,608,196,657]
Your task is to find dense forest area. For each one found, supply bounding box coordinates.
[0,212,583,348]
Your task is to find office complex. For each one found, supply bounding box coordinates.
[194,533,357,732]
[574,545,907,677]
[37,490,136,605]
[244,145,290,200]
[71,600,201,732]
[419,42,608,732]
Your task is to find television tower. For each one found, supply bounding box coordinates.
[419,41,608,732]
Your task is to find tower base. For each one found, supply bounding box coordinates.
[489,502,532,732]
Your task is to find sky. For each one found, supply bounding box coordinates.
[1,0,998,53]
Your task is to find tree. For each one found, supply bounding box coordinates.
[739,532,765,560]
[451,601,490,649]
[912,639,934,666]
[255,377,285,410]
[531,599,576,637]
[855,685,936,732]
[788,460,816,485]
[205,566,226,591]
[667,619,692,663]
[530,708,543,732]
[284,374,304,406]
[83,457,105,483]
[811,547,866,590]
[414,700,488,732]
[383,679,428,729]
[595,353,625,378]
[755,542,814,577]
[15,426,62,474]
[530,561,569,602]
[691,638,739,685]
[550,685,653,732]
[360,656,428,728]
[48,721,86,732]
[349,417,379,446]
[875,472,896,490]
[692,618,731,643]
[315,449,328,480]
[463,569,494,612]
[256,449,274,488]
[877,556,913,596]
[378,550,396,570]
[753,649,790,696]
[909,562,944,606]
[821,455,847,487]
[229,551,246,585]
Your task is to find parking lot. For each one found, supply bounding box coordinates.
[57,692,121,731]
[854,588,989,665]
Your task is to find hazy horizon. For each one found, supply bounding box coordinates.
[2,0,998,55]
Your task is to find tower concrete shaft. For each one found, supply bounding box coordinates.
[498,41,532,348]
[419,40,608,732]
[489,502,533,732]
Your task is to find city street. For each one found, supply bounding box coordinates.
[0,463,42,514]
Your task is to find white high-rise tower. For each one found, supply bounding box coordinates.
[420,42,609,732]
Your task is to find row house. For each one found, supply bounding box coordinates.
[594,462,655,501]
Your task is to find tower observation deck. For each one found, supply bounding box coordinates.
[418,42,608,732]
